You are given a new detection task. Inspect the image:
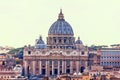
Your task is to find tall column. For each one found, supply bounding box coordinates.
[65,60,66,73]
[52,60,54,75]
[62,37,64,44]
[24,60,28,76]
[62,60,65,73]
[58,60,60,75]
[39,60,41,74]
[57,37,59,44]
[33,61,36,75]
[85,61,87,68]
[76,61,79,73]
[79,61,80,72]
[52,37,53,44]
[46,60,48,76]
[70,61,73,74]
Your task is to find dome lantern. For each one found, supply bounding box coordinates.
[58,9,64,20]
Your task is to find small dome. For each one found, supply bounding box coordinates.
[35,36,46,49]
[36,36,45,44]
[75,37,83,44]
[48,9,74,35]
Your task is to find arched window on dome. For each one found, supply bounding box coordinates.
[64,37,67,44]
[69,37,72,44]
[53,37,56,44]
[58,37,62,44]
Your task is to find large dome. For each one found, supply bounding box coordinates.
[48,10,74,35]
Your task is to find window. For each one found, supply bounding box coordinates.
[66,60,70,66]
[53,37,56,43]
[41,60,46,65]
[28,51,31,54]
[54,60,58,66]
[60,46,62,49]
[64,38,67,44]
[81,51,84,55]
[59,39,62,43]
[50,71,52,75]
[49,60,52,65]
[60,60,62,65]
[2,61,5,65]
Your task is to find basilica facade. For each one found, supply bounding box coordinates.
[23,10,99,77]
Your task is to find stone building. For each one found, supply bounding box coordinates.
[88,48,102,71]
[0,54,23,79]
[0,53,7,65]
[0,66,22,79]
[23,10,99,77]
[100,48,120,71]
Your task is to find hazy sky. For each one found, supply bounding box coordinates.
[0,0,120,48]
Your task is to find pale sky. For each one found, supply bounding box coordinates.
[0,0,120,48]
